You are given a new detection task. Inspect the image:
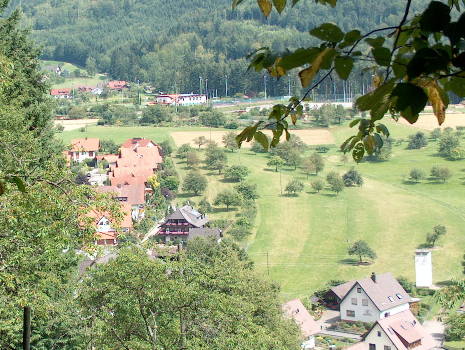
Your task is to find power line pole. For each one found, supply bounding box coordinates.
[225,75,228,97]
[23,306,31,350]
[266,251,270,276]
[264,75,267,99]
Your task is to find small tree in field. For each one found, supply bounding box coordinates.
[285,179,304,196]
[193,136,208,149]
[267,156,285,172]
[407,132,428,150]
[311,179,325,193]
[224,165,250,182]
[431,166,452,183]
[326,172,344,195]
[409,168,425,183]
[348,240,377,264]
[234,182,259,201]
[177,143,192,159]
[186,151,200,168]
[198,198,213,215]
[343,168,363,187]
[182,171,207,196]
[426,224,447,247]
[222,131,238,152]
[214,190,241,211]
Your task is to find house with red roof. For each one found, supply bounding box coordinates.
[107,81,128,90]
[282,299,319,349]
[50,88,72,99]
[345,310,435,350]
[67,138,100,163]
[86,202,133,246]
[96,184,146,220]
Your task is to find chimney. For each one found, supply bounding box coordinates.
[371,272,376,283]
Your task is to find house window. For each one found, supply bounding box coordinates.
[384,346,391,350]
[384,312,390,318]
[377,331,382,337]
[357,287,362,293]
[369,344,376,350]
[388,296,394,302]
[351,298,358,305]
[362,299,369,306]
[346,310,355,317]
[396,293,403,300]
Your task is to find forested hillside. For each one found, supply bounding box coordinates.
[9,0,427,96]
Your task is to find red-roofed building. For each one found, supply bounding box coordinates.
[50,88,72,99]
[96,184,146,220]
[67,138,100,163]
[107,81,128,90]
[283,299,319,349]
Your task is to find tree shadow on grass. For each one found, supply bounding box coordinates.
[338,258,359,266]
[416,243,431,249]
[219,178,240,184]
[211,207,238,213]
[176,192,198,199]
[321,193,337,197]
[403,180,421,185]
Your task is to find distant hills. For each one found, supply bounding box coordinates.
[9,0,426,96]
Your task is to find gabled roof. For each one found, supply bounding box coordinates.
[330,280,356,300]
[96,184,145,206]
[164,205,208,228]
[86,202,133,229]
[121,138,157,149]
[282,299,319,338]
[107,81,127,89]
[70,138,99,152]
[376,310,435,350]
[187,228,222,241]
[337,273,410,311]
[96,154,119,163]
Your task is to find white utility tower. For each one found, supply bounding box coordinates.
[415,249,433,287]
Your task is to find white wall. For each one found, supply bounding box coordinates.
[378,303,409,319]
[364,324,398,350]
[415,251,432,287]
[340,283,379,323]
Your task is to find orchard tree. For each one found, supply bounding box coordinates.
[222,131,239,152]
[186,151,200,168]
[426,224,447,247]
[343,168,364,187]
[439,133,461,158]
[327,171,345,195]
[224,165,250,182]
[193,136,208,149]
[431,166,452,182]
[267,156,285,172]
[182,171,207,196]
[348,240,377,264]
[177,143,192,159]
[234,182,259,200]
[409,168,425,183]
[198,198,213,214]
[214,190,242,210]
[285,178,304,196]
[407,132,428,150]
[160,140,173,157]
[99,139,119,154]
[311,179,325,193]
[205,145,228,174]
[234,0,465,162]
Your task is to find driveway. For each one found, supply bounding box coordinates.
[423,320,445,349]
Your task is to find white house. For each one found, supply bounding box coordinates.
[345,310,435,350]
[282,299,320,349]
[337,273,411,323]
[155,93,207,106]
[68,138,100,163]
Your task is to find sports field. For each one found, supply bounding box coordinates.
[59,121,465,299]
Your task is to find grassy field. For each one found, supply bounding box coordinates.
[59,121,465,300]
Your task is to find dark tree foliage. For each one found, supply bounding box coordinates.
[342,168,363,187]
[407,132,428,150]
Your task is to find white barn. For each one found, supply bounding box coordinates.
[155,93,207,106]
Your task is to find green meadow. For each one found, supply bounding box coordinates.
[59,121,465,299]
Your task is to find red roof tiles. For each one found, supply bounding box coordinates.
[70,138,100,152]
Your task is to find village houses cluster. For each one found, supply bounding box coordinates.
[66,136,219,246]
[284,272,436,350]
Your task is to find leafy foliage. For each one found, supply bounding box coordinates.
[342,168,363,187]
[348,240,377,263]
[214,190,242,210]
[284,178,304,195]
[182,171,208,195]
[224,165,250,182]
[407,132,428,150]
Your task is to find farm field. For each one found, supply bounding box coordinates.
[398,111,465,130]
[171,128,334,148]
[54,118,98,131]
[59,121,465,299]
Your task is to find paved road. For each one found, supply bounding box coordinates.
[423,320,445,349]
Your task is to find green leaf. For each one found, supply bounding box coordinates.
[338,30,362,48]
[375,124,390,137]
[298,47,332,87]
[352,143,365,162]
[355,79,396,120]
[309,23,344,43]
[406,48,450,79]
[444,76,465,97]
[373,134,384,149]
[232,0,246,9]
[278,47,320,70]
[272,0,287,13]
[372,47,391,66]
[390,83,428,123]
[349,119,361,128]
[420,1,451,32]
[365,37,385,48]
[257,0,273,16]
[334,56,353,80]
[363,135,376,155]
[254,131,269,150]
[315,0,337,7]
[340,135,356,152]
[9,176,26,193]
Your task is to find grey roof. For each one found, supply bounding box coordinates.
[341,273,411,311]
[165,205,208,227]
[330,280,356,299]
[187,227,222,241]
